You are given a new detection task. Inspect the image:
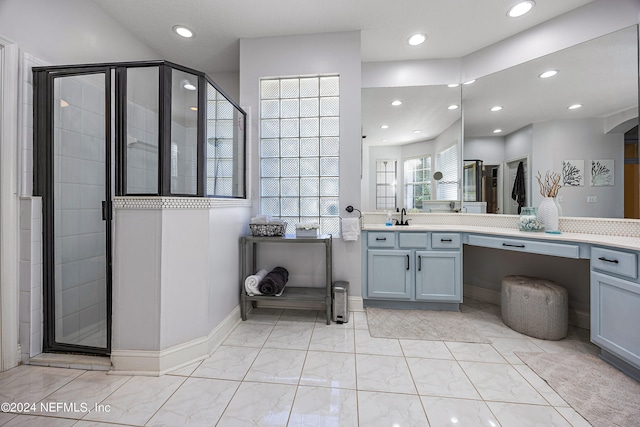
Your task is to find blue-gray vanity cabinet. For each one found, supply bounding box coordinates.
[590,246,640,376]
[367,249,412,299]
[363,231,462,304]
[415,250,462,301]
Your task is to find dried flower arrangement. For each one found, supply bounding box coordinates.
[536,170,562,197]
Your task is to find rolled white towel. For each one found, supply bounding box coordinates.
[245,269,268,296]
[341,217,361,241]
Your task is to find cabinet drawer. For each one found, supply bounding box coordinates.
[431,233,461,249]
[399,233,428,248]
[467,234,579,258]
[368,232,395,247]
[591,247,637,279]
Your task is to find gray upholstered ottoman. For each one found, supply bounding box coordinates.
[501,275,568,340]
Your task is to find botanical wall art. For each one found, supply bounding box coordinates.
[561,160,584,186]
[591,159,614,186]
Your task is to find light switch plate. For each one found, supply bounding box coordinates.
[587,196,598,203]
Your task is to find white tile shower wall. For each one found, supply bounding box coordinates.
[19,197,43,362]
[171,122,197,194]
[53,74,108,347]
[127,100,159,193]
[19,52,48,362]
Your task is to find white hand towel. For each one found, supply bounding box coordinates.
[341,217,361,241]
[245,269,268,296]
[250,215,271,224]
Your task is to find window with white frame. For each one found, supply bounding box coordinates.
[404,156,431,209]
[375,159,396,210]
[436,144,459,200]
[259,76,340,236]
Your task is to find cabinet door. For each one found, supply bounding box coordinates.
[367,250,412,299]
[591,272,640,368]
[415,251,461,302]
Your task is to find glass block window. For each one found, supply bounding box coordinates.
[260,76,340,236]
[376,160,396,210]
[436,144,459,200]
[404,156,431,209]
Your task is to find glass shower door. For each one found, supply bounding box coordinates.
[52,72,110,351]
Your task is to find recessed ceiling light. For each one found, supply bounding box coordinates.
[391,100,402,106]
[539,70,558,79]
[448,83,460,88]
[507,1,535,18]
[190,106,198,111]
[412,130,422,134]
[448,104,460,110]
[493,129,503,133]
[408,33,427,46]
[183,81,197,91]
[490,106,503,112]
[463,79,476,85]
[60,100,69,108]
[381,125,389,129]
[568,104,583,110]
[173,25,195,38]
[381,139,388,142]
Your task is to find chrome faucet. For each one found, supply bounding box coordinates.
[395,208,411,226]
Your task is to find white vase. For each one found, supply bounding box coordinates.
[554,197,563,217]
[537,197,559,231]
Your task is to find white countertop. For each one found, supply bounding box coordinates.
[362,224,640,252]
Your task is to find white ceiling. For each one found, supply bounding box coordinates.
[463,25,638,138]
[92,0,594,74]
[92,0,637,146]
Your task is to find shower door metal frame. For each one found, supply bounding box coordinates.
[33,66,113,356]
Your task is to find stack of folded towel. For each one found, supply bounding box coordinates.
[244,269,268,296]
[250,215,285,226]
[258,267,289,296]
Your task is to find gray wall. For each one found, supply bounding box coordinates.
[0,0,160,65]
[240,31,362,295]
[532,118,624,217]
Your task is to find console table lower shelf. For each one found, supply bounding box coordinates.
[241,287,330,323]
[239,234,333,325]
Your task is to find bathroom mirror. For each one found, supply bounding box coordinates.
[361,84,462,212]
[463,25,639,217]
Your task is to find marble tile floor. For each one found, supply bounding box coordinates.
[0,299,603,426]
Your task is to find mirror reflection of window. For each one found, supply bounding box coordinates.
[404,156,432,209]
[436,144,459,200]
[376,159,396,210]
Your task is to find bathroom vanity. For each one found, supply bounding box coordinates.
[363,230,461,308]
[361,216,640,380]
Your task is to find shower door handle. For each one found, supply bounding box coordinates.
[102,201,113,221]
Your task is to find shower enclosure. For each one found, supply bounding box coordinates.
[33,61,246,355]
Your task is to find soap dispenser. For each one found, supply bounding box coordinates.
[385,211,393,226]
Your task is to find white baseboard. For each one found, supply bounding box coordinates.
[349,296,364,312]
[463,283,590,330]
[256,296,365,313]
[464,284,501,305]
[111,306,241,376]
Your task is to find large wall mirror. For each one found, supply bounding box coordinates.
[463,25,639,217]
[361,85,463,212]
